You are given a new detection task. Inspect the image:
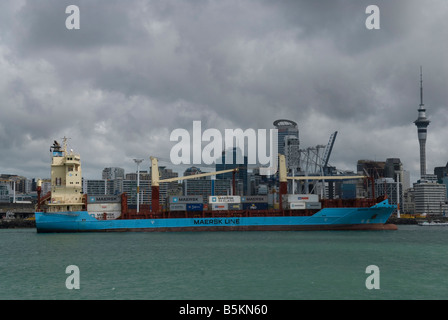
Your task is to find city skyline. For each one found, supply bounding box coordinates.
[0,128,446,185]
[0,1,447,185]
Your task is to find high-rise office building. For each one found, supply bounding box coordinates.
[215,147,248,195]
[102,167,125,180]
[375,177,402,209]
[434,162,448,182]
[357,160,385,179]
[183,179,232,201]
[284,135,300,171]
[183,166,206,178]
[273,119,299,156]
[413,182,447,215]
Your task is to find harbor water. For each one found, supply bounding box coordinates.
[1,225,447,300]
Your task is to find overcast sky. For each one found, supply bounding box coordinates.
[0,0,447,183]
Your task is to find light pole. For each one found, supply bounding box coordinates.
[133,159,144,213]
[396,173,400,218]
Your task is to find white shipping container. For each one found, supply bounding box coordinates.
[87,195,121,203]
[211,203,229,210]
[305,202,322,209]
[89,211,121,220]
[208,196,241,204]
[169,203,187,211]
[241,196,268,203]
[285,194,319,203]
[87,203,121,212]
[289,202,306,210]
[169,196,203,204]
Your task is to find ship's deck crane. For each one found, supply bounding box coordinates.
[36,179,52,212]
[150,156,239,213]
[150,154,368,214]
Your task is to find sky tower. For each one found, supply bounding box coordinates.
[414,67,430,177]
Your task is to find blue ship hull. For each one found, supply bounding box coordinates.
[35,200,397,232]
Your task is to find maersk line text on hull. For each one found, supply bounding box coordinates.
[193,218,240,225]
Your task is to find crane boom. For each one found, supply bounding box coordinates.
[322,131,337,168]
[150,156,238,186]
[159,168,239,183]
[287,175,366,181]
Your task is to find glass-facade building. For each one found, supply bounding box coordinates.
[215,147,248,195]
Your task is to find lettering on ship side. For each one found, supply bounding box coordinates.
[193,218,240,225]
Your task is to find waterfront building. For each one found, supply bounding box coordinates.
[84,165,178,207]
[183,166,206,179]
[357,160,385,179]
[84,179,115,195]
[102,167,125,180]
[402,188,415,214]
[385,158,402,179]
[183,179,232,203]
[284,135,300,171]
[442,177,448,200]
[434,162,448,182]
[0,184,10,203]
[121,179,151,206]
[273,119,299,156]
[375,178,402,209]
[215,147,248,195]
[126,171,150,181]
[413,181,448,215]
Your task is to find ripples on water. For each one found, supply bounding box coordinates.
[1,226,447,300]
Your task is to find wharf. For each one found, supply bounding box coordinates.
[387,216,448,225]
[0,218,36,229]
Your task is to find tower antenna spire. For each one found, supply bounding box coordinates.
[420,66,424,107]
[414,66,430,178]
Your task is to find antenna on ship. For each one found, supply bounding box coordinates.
[61,136,71,154]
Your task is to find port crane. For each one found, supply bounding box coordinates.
[322,131,337,174]
[294,131,339,196]
[298,131,338,175]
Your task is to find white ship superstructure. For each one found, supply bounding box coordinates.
[42,138,84,212]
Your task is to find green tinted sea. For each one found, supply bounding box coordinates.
[1,226,447,300]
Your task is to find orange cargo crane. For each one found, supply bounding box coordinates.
[36,179,52,212]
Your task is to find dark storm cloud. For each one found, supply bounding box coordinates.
[0,0,446,181]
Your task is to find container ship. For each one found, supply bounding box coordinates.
[34,139,397,232]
